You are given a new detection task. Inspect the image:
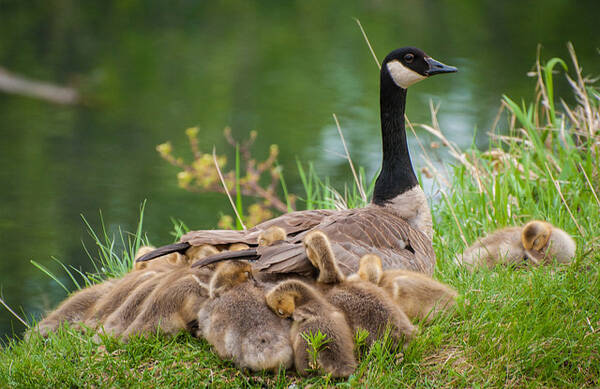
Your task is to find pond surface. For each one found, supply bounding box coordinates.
[0,1,598,338]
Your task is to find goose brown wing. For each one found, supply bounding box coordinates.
[252,206,436,276]
[321,207,435,275]
[137,209,336,263]
[181,209,336,246]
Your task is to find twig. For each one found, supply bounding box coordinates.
[406,116,450,187]
[332,113,367,203]
[579,162,600,207]
[567,42,594,137]
[212,147,246,230]
[0,296,30,329]
[585,317,595,333]
[490,104,506,135]
[440,188,468,247]
[544,163,585,237]
[354,18,380,70]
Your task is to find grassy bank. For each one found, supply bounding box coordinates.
[1,47,599,388]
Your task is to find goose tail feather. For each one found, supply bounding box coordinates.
[135,242,191,262]
[191,248,259,268]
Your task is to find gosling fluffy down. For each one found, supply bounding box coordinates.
[457,220,576,269]
[31,247,183,337]
[265,279,357,377]
[304,231,416,347]
[197,262,294,372]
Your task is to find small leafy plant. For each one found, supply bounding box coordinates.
[300,329,331,372]
[353,328,370,358]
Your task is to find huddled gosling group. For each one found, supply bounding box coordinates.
[29,226,458,377]
[29,219,574,377]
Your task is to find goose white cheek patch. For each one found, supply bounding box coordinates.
[387,60,426,88]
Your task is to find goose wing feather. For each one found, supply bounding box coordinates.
[144,206,435,276]
[181,209,337,246]
[246,206,435,276]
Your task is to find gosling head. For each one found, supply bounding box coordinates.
[383,47,457,89]
[186,244,220,265]
[209,261,255,298]
[356,254,383,285]
[258,226,287,247]
[267,291,298,319]
[522,221,553,251]
[303,230,331,269]
[303,230,344,284]
[134,249,187,271]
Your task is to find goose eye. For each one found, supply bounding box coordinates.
[404,53,414,63]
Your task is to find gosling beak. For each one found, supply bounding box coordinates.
[425,57,457,76]
[248,272,259,287]
[524,250,544,265]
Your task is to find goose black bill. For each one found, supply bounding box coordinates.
[425,57,457,75]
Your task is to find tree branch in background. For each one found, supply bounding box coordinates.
[0,67,79,105]
[157,127,295,228]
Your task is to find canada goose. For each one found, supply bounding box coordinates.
[29,279,117,338]
[304,231,416,347]
[197,262,294,372]
[457,220,576,269]
[265,279,357,377]
[137,47,457,277]
[134,245,156,261]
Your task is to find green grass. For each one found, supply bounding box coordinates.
[1,47,599,388]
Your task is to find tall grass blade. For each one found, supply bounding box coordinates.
[30,260,68,293]
[50,256,81,290]
[0,297,29,329]
[235,144,243,230]
[354,18,380,70]
[212,146,246,230]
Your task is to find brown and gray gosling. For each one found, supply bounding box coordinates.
[265,279,357,377]
[84,249,185,329]
[197,261,294,372]
[355,255,458,323]
[30,246,180,337]
[304,230,416,348]
[457,220,576,269]
[258,226,287,246]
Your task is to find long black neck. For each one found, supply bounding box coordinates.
[372,70,419,205]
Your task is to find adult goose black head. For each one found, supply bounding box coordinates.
[374,47,456,206]
[137,47,457,277]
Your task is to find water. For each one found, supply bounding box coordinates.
[0,1,598,338]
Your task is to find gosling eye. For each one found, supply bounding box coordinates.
[278,308,284,316]
[404,53,414,63]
